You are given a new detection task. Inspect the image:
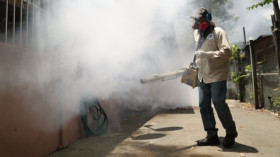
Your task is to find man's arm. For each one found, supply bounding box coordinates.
[195,28,232,59]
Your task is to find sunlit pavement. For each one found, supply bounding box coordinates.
[49,100,280,157]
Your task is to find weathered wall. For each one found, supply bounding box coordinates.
[0,43,84,157]
[238,35,279,109]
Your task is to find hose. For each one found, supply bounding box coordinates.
[80,97,108,136]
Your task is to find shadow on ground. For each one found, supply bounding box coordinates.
[218,137,259,153]
[110,140,258,157]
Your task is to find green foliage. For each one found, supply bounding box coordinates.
[245,64,252,76]
[247,0,274,10]
[231,44,239,61]
[245,61,265,76]
[230,44,243,85]
[272,97,280,109]
[244,86,254,103]
[270,88,280,111]
[243,61,266,104]
[231,72,243,85]
[249,91,255,100]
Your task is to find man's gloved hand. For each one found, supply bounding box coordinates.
[195,50,220,58]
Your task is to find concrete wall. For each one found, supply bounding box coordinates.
[0,43,84,157]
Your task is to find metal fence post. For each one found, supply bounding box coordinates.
[243,27,247,47]
[272,0,280,75]
[32,0,35,48]
[20,0,23,46]
[249,40,259,109]
[26,0,29,47]
[13,0,16,46]
[5,0,8,43]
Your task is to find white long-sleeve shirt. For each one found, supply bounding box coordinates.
[194,27,232,83]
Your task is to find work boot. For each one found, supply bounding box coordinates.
[223,132,238,148]
[196,135,220,146]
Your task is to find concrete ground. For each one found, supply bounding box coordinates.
[48,100,280,157]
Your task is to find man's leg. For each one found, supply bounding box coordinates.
[211,81,237,147]
[197,81,220,146]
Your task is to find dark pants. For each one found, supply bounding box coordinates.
[198,80,237,137]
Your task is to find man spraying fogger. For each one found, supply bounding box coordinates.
[192,8,238,148]
[140,7,238,149]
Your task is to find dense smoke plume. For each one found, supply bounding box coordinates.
[46,0,195,110]
[0,0,275,133]
[40,0,273,112]
[1,0,274,125]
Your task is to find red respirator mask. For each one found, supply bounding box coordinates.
[192,21,209,31]
[198,22,209,31]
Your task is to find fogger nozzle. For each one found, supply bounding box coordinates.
[140,68,186,84]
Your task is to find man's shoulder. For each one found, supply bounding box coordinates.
[213,27,225,33]
[213,27,227,37]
